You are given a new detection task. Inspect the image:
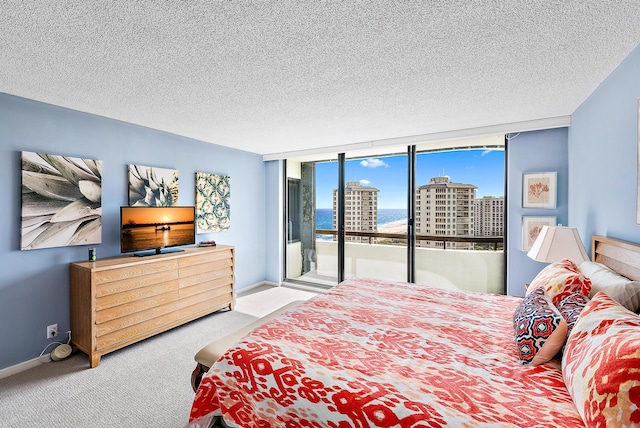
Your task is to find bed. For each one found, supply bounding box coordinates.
[189,235,640,427]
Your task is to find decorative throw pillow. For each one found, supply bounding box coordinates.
[513,286,567,366]
[555,292,589,352]
[527,259,591,306]
[579,261,640,312]
[562,292,640,427]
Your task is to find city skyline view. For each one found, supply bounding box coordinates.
[315,149,505,209]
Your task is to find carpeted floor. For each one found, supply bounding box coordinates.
[0,284,319,428]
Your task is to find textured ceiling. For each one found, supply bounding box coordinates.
[2,1,640,157]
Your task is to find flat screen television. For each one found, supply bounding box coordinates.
[120,206,196,256]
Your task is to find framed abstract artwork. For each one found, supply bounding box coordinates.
[195,172,230,233]
[523,172,557,209]
[128,164,179,206]
[522,216,557,251]
[21,151,102,250]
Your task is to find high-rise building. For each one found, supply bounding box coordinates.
[474,196,504,237]
[415,176,476,249]
[333,181,379,243]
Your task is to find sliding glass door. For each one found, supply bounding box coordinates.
[414,147,505,293]
[286,159,340,287]
[341,153,408,282]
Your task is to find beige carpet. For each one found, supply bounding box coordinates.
[0,284,319,428]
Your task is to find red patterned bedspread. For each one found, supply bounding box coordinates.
[190,278,584,427]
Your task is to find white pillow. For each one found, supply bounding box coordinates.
[579,261,640,312]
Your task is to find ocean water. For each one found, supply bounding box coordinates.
[316,208,407,230]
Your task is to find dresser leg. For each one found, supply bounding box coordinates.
[89,354,101,368]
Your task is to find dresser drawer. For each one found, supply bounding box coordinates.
[96,277,180,305]
[96,284,179,322]
[178,248,234,267]
[178,266,233,289]
[178,258,233,279]
[179,276,233,299]
[94,259,178,285]
[95,296,179,337]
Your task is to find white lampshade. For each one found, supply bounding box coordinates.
[527,226,589,264]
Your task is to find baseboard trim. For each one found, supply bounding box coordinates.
[236,280,282,296]
[262,280,281,287]
[0,355,51,380]
[282,281,329,293]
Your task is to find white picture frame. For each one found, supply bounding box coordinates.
[523,172,557,209]
[522,216,557,251]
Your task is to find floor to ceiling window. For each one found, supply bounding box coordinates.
[285,136,506,293]
[414,144,505,293]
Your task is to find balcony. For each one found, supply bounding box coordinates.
[287,231,504,294]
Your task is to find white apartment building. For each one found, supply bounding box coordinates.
[474,196,504,237]
[415,176,476,249]
[333,181,379,243]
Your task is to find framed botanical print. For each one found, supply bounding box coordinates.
[195,172,230,233]
[522,216,557,251]
[523,172,557,209]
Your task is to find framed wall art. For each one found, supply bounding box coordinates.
[128,164,179,206]
[21,151,102,250]
[523,172,557,209]
[522,216,557,251]
[195,172,230,233]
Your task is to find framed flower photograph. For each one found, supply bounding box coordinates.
[523,172,557,209]
[522,216,557,251]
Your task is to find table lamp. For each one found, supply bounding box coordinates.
[527,225,589,264]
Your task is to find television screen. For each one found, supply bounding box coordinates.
[120,206,196,256]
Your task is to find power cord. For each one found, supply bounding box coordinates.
[39,330,72,358]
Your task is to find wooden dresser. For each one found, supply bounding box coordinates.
[70,245,234,367]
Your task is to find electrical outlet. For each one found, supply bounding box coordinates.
[47,324,58,339]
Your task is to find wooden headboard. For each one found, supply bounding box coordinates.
[592,235,640,281]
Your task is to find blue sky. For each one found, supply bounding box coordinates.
[315,149,505,209]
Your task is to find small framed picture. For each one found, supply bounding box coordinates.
[523,172,557,209]
[522,216,557,251]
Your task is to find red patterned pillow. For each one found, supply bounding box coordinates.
[556,292,590,336]
[513,286,567,366]
[562,292,640,426]
[555,292,590,353]
[527,259,591,306]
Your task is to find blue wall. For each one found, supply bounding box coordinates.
[0,93,266,370]
[506,128,570,296]
[569,43,640,247]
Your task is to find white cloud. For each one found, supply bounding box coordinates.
[360,158,388,168]
[359,179,371,186]
[481,148,504,156]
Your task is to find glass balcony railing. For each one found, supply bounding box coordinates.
[315,229,503,250]
[288,230,504,294]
